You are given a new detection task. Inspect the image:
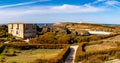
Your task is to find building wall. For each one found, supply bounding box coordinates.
[8,23,37,39]
[23,24,37,39]
[8,23,24,38]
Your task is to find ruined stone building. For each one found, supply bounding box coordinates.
[8,23,37,39]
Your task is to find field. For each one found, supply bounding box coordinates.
[4,48,63,63]
[75,34,120,63]
[0,44,71,63]
[0,44,70,63]
[85,35,120,52]
[85,41,117,52]
[85,44,115,52]
[102,35,120,42]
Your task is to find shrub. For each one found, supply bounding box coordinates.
[1,46,8,55]
[10,60,17,63]
[97,54,109,61]
[82,56,103,63]
[4,43,68,50]
[0,45,5,53]
[6,47,16,56]
[30,32,57,44]
[0,55,5,63]
[57,34,70,44]
[78,33,119,43]
[115,52,120,59]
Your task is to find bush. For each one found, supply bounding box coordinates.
[115,52,120,59]
[78,33,119,43]
[30,32,57,44]
[0,45,5,53]
[0,55,5,63]
[6,47,16,56]
[10,60,17,63]
[82,56,103,63]
[97,54,109,61]
[4,43,68,50]
[1,46,8,55]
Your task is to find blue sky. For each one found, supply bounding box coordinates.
[0,0,120,24]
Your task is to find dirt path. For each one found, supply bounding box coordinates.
[65,45,78,63]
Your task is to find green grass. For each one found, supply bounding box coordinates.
[5,49,63,63]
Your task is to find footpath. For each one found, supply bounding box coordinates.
[65,45,78,63]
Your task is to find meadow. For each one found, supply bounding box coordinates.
[75,34,120,63]
[0,44,70,63]
[5,48,63,63]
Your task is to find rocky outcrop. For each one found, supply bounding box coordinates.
[50,26,71,34]
[39,23,90,36]
[39,24,51,33]
[39,24,70,34]
[71,30,90,36]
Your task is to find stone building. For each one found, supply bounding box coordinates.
[8,23,37,39]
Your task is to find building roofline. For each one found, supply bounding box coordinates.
[8,23,37,24]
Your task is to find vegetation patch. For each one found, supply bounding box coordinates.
[5,49,63,63]
[0,43,70,63]
[85,41,117,52]
[75,42,120,63]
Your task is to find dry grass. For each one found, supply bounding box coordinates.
[85,35,120,52]
[102,35,120,42]
[85,40,117,52]
[85,44,115,52]
[5,49,63,63]
[105,59,120,63]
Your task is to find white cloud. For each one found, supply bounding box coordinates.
[105,0,120,5]
[0,4,105,16]
[0,0,50,8]
[89,0,106,5]
[97,0,105,2]
[103,0,120,9]
[46,4,105,13]
[0,4,106,23]
[87,0,120,9]
[51,4,104,13]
